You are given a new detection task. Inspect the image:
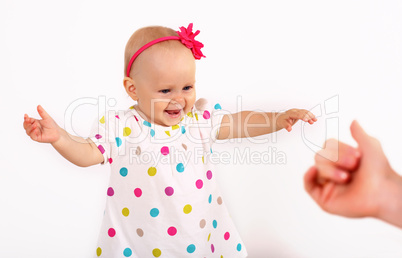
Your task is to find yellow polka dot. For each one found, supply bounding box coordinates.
[187,112,193,118]
[148,167,157,176]
[152,248,162,257]
[99,116,105,124]
[96,247,102,256]
[183,204,192,214]
[129,106,135,109]
[122,208,129,217]
[123,127,131,137]
[195,113,198,120]
[202,156,204,164]
[165,131,171,136]
[172,124,179,130]
[180,117,184,121]
[208,233,211,241]
[221,256,223,258]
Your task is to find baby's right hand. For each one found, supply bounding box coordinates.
[23,105,61,143]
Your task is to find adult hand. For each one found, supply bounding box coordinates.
[304,120,402,227]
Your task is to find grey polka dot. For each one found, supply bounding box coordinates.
[136,228,144,237]
[200,219,206,228]
[136,146,141,155]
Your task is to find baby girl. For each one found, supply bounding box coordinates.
[23,23,317,257]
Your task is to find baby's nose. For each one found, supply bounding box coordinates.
[171,95,185,108]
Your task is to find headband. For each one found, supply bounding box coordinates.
[126,23,205,77]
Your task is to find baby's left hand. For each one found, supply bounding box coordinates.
[277,109,317,132]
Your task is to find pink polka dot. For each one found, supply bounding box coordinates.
[98,145,105,154]
[165,187,174,196]
[167,226,177,236]
[108,228,116,237]
[115,115,120,119]
[107,187,114,196]
[108,158,113,164]
[134,188,142,197]
[196,179,203,189]
[203,110,211,119]
[161,146,169,155]
[224,232,230,240]
[95,134,102,139]
[211,244,215,253]
[134,115,138,121]
[206,170,212,180]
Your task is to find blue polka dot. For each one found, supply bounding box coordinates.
[150,208,159,217]
[150,129,155,137]
[116,137,122,147]
[176,163,184,173]
[120,167,128,177]
[214,103,222,110]
[187,244,196,253]
[213,220,217,228]
[237,243,242,251]
[143,121,151,127]
[210,147,213,154]
[208,194,212,203]
[123,248,132,257]
[181,126,186,134]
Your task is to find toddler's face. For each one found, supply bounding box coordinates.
[131,46,196,127]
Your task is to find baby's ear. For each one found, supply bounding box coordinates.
[123,77,138,101]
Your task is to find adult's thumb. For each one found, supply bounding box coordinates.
[350,120,371,148]
[37,105,51,120]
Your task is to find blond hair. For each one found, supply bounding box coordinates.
[124,26,180,77]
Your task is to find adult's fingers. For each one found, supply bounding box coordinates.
[315,139,360,171]
[304,166,322,202]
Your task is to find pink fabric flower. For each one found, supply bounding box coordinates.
[177,23,206,60]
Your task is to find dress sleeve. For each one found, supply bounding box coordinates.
[88,113,118,165]
[194,98,226,145]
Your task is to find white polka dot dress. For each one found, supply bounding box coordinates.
[90,99,248,258]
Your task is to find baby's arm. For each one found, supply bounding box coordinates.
[23,105,104,167]
[217,109,316,139]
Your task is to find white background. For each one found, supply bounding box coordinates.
[1,0,402,257]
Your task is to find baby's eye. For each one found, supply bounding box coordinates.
[160,89,170,94]
[183,86,192,91]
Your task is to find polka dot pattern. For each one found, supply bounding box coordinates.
[123,248,132,257]
[183,204,192,214]
[176,163,184,173]
[153,248,162,257]
[107,187,114,196]
[148,167,157,176]
[120,167,128,177]
[108,228,116,237]
[167,226,177,236]
[92,103,245,256]
[122,208,129,217]
[165,187,174,196]
[150,208,159,217]
[187,244,196,253]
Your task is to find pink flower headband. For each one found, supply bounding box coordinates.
[126,23,205,77]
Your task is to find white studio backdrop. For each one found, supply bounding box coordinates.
[1,0,402,257]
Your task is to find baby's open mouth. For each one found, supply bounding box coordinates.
[165,109,182,118]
